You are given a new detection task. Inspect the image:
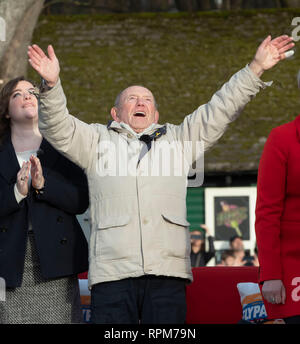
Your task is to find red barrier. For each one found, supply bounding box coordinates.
[78,271,88,279]
[185,266,259,324]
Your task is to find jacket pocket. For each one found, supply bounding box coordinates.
[95,215,132,260]
[162,213,190,227]
[162,212,190,259]
[97,215,131,229]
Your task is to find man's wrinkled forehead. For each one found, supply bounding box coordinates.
[120,85,154,102]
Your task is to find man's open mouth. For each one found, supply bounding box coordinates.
[134,112,146,117]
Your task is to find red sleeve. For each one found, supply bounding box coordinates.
[255,127,288,283]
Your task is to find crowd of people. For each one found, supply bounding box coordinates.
[190,226,259,268]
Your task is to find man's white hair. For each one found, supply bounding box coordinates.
[114,85,158,109]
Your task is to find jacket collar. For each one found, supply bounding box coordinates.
[107,120,166,137]
[0,134,58,184]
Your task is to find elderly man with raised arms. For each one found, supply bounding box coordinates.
[28,34,294,324]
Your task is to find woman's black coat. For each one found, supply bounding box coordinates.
[0,135,89,287]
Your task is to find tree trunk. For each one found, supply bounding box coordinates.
[198,0,211,11]
[284,0,300,7]
[89,0,131,12]
[222,0,231,9]
[223,0,244,9]
[129,0,143,11]
[242,0,254,8]
[149,0,173,11]
[251,0,282,7]
[0,0,44,87]
[174,0,200,11]
[197,0,213,10]
[230,0,243,9]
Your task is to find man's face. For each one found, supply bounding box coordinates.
[111,86,159,133]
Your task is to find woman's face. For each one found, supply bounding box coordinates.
[7,80,38,124]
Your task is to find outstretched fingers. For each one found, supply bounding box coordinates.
[47,45,57,60]
[271,36,294,51]
[28,56,41,73]
[279,42,295,53]
[271,34,288,43]
[269,35,295,61]
[28,52,41,67]
[31,44,47,58]
[260,35,272,49]
[271,34,291,45]
[277,43,295,59]
[28,46,43,62]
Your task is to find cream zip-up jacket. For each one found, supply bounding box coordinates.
[38,65,269,288]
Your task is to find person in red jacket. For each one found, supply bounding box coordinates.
[255,115,300,324]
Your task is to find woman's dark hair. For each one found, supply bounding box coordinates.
[0,76,35,144]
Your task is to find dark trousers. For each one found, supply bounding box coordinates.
[284,315,300,324]
[90,275,187,324]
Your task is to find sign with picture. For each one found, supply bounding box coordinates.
[204,187,257,253]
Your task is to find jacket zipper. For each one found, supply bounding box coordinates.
[136,165,145,271]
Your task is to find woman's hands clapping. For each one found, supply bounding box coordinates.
[30,155,45,190]
[16,155,45,196]
[16,161,31,196]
